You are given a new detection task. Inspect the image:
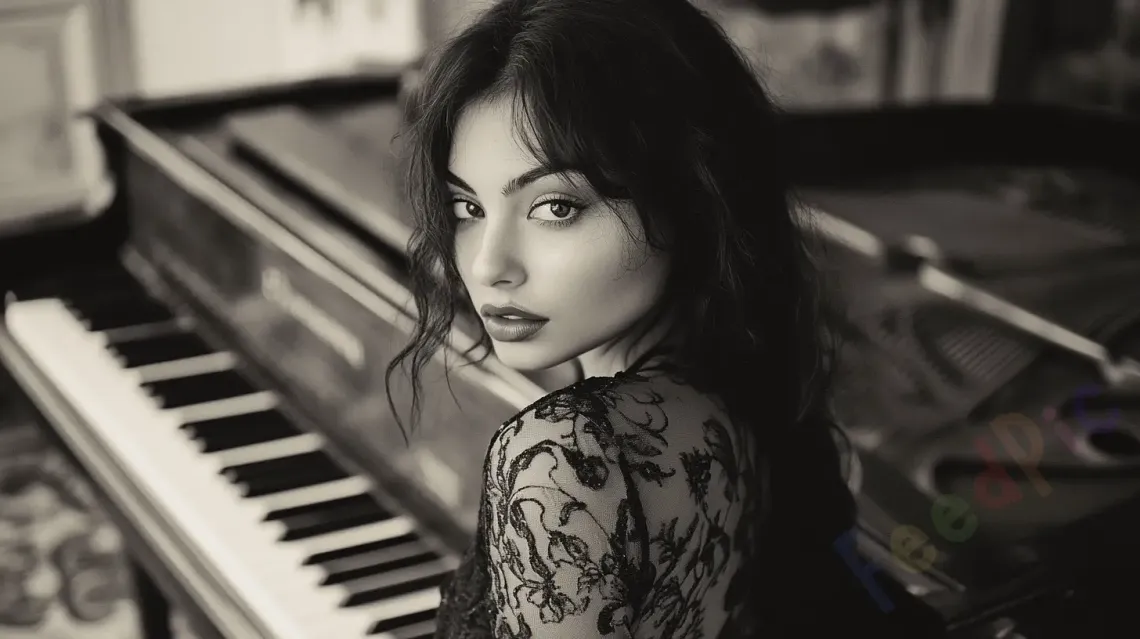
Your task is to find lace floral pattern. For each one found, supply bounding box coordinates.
[435,371,761,638]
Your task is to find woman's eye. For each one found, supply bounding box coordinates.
[529,199,582,222]
[452,199,482,220]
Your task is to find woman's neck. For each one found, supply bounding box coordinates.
[522,317,677,391]
[576,318,676,379]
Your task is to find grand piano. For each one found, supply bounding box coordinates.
[1,72,1139,639]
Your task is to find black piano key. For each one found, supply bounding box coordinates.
[63,279,151,304]
[339,561,452,607]
[182,411,300,453]
[269,495,389,541]
[369,609,438,636]
[224,450,340,482]
[304,533,418,565]
[386,619,437,639]
[143,371,257,408]
[224,451,348,497]
[67,295,174,331]
[316,536,435,584]
[45,269,151,302]
[112,332,215,368]
[242,469,346,498]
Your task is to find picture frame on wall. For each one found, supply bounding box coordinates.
[281,0,425,77]
[0,0,112,240]
[704,0,891,107]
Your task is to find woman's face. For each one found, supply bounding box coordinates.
[448,97,668,374]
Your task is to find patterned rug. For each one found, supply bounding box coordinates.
[0,408,200,639]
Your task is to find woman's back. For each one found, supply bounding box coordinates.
[437,370,766,637]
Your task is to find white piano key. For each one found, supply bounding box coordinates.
[208,432,324,467]
[132,351,237,382]
[257,476,373,512]
[175,391,278,424]
[7,299,376,638]
[383,619,437,639]
[353,587,441,626]
[334,560,453,605]
[98,317,188,344]
[302,517,417,556]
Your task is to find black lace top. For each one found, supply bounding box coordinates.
[434,370,764,638]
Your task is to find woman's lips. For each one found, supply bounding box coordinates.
[480,303,546,321]
[483,316,548,342]
[479,304,548,342]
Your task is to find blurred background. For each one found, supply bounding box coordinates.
[5,0,1140,242]
[0,0,1138,637]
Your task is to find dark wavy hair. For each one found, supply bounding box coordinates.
[391,0,839,432]
[379,0,923,633]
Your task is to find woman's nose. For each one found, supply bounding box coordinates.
[469,220,524,288]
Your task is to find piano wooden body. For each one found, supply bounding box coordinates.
[1,75,1140,638]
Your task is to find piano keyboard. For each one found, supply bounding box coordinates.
[4,276,450,639]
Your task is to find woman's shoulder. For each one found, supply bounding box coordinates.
[506,369,672,421]
[475,372,702,636]
[477,371,765,635]
[494,370,686,444]
[488,370,746,489]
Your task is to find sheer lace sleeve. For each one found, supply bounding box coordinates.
[481,388,642,638]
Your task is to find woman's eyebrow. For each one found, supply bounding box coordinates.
[445,171,475,192]
[500,166,559,196]
[447,166,584,196]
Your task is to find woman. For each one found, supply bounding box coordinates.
[387,0,932,636]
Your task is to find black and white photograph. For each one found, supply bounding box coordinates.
[1,0,1139,638]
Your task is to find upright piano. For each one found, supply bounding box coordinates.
[1,74,1140,639]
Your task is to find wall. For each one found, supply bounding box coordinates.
[422,0,494,43]
[712,2,891,106]
[110,0,425,99]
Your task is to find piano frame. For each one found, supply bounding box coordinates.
[0,75,547,639]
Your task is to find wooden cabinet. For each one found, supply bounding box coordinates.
[0,0,109,240]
